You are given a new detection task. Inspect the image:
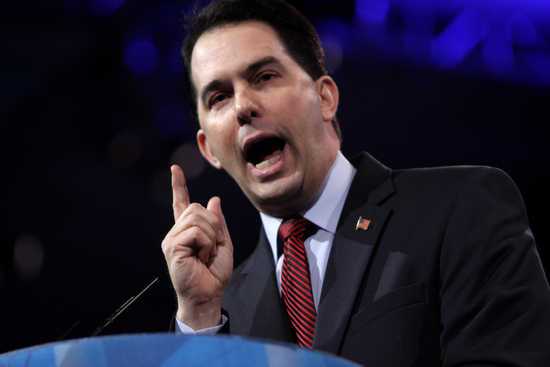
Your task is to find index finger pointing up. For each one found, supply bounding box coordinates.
[171,164,190,222]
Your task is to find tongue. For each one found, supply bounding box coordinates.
[255,149,282,170]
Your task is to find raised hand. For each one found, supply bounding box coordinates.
[162,164,233,330]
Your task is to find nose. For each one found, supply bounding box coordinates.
[235,88,260,126]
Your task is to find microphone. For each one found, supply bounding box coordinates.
[58,277,160,340]
[91,277,159,336]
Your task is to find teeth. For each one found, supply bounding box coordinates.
[255,155,280,170]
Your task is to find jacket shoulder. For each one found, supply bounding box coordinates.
[391,165,519,200]
[393,164,513,185]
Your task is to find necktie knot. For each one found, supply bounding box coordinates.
[278,217,316,243]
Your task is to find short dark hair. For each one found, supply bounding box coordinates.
[181,0,342,141]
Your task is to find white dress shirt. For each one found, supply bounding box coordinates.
[177,151,356,333]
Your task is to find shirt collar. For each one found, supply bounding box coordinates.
[260,151,357,260]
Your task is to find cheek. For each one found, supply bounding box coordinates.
[292,84,320,117]
[271,85,319,123]
[208,125,239,163]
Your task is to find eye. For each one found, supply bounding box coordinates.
[208,93,228,108]
[256,72,277,84]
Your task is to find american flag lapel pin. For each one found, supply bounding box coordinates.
[355,216,372,231]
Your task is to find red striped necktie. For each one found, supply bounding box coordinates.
[279,217,317,348]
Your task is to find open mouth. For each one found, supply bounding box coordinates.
[243,136,286,171]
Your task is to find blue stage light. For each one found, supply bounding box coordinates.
[349,0,550,84]
[167,45,184,75]
[356,0,390,24]
[316,20,352,49]
[123,38,159,76]
[89,0,125,16]
[483,33,514,76]
[509,14,538,47]
[525,52,550,84]
[431,10,488,69]
[402,33,431,65]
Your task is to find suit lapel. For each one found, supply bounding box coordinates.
[231,230,295,343]
[314,152,395,354]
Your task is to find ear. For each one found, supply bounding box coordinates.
[317,76,339,123]
[197,129,222,170]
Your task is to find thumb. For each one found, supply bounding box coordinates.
[207,196,229,239]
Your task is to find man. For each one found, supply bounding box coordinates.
[161,0,550,365]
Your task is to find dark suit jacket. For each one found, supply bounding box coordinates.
[222,152,550,366]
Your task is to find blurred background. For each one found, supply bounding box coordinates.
[2,0,549,353]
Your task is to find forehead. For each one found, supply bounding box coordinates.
[190,21,288,90]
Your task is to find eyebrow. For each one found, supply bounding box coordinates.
[199,56,282,108]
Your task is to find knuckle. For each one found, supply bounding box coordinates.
[172,203,182,214]
[187,212,201,224]
[212,217,222,230]
[188,203,203,212]
[161,238,170,254]
[188,226,202,241]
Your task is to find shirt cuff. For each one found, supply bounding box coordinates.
[175,314,228,335]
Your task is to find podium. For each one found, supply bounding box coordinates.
[0,333,358,366]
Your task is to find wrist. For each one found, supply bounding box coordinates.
[176,298,222,330]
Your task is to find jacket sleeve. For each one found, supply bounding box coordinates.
[439,167,550,366]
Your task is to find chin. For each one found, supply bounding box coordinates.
[249,177,309,217]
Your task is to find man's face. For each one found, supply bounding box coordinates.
[191,21,340,216]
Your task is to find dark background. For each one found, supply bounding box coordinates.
[2,0,549,353]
